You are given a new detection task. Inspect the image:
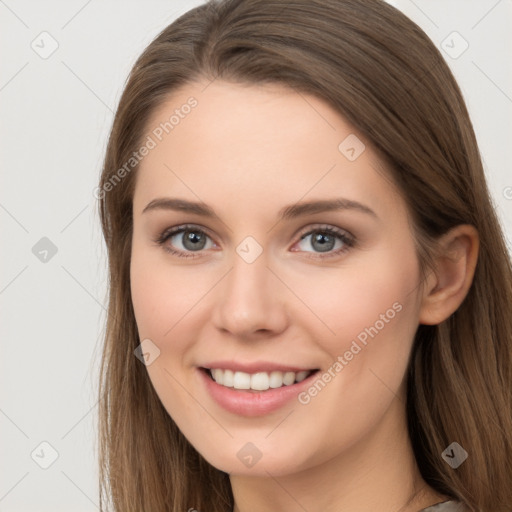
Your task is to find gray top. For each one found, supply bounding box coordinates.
[228,500,467,511]
[421,501,467,511]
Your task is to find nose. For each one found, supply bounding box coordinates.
[211,247,289,338]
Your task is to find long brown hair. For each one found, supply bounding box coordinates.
[96,0,512,510]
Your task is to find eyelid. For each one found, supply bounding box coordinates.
[154,223,216,244]
[294,223,354,242]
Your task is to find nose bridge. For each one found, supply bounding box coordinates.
[213,242,287,336]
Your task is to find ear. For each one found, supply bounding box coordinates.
[419,224,479,325]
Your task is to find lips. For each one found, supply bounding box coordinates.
[197,364,321,416]
[200,360,317,374]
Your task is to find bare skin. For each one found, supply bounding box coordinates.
[129,80,478,512]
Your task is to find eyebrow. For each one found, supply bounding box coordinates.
[142,197,377,220]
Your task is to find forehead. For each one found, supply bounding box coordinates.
[133,80,404,221]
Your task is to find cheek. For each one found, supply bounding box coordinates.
[129,246,206,423]
[130,242,209,340]
[292,247,421,395]
[297,251,418,338]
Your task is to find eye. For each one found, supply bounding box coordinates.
[154,223,355,259]
[154,224,215,258]
[292,225,355,258]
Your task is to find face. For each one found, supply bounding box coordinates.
[130,80,424,476]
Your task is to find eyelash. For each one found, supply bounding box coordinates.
[153,223,356,260]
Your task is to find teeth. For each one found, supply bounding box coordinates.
[295,370,310,382]
[233,371,251,389]
[212,368,224,385]
[222,369,234,387]
[208,368,314,391]
[269,371,284,388]
[250,372,269,390]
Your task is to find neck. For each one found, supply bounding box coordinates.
[230,388,448,512]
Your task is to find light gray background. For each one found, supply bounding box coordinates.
[1,1,510,510]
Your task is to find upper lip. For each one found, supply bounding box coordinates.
[200,360,318,373]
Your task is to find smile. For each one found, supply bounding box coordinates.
[198,366,321,416]
[206,368,315,391]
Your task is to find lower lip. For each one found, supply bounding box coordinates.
[197,368,319,417]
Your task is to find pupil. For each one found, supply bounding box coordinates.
[184,231,206,250]
[313,232,334,252]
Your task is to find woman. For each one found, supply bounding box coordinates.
[96,0,512,511]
